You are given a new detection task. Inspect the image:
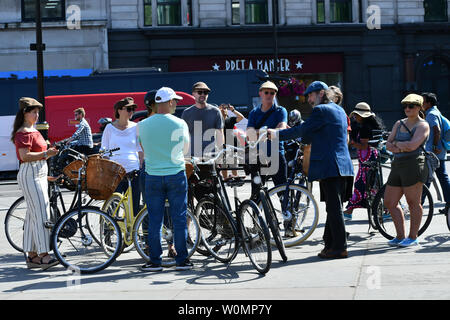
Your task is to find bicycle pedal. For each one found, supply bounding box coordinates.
[44,221,54,229]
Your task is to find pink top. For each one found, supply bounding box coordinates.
[14,131,47,162]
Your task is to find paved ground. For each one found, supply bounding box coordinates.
[1,162,450,301]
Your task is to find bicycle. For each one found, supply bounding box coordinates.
[193,146,273,274]
[101,169,201,268]
[49,148,123,274]
[265,138,319,247]
[4,142,102,253]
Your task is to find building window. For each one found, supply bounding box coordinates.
[22,0,65,22]
[245,0,268,24]
[316,0,353,23]
[232,0,240,25]
[317,0,325,23]
[157,0,181,26]
[144,0,193,26]
[231,0,273,25]
[144,0,153,26]
[330,0,352,22]
[424,0,448,22]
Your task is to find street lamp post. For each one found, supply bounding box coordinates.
[30,0,49,138]
[272,0,278,75]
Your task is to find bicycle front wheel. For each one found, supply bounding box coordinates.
[260,190,287,262]
[238,199,271,274]
[195,198,239,263]
[372,184,434,240]
[266,183,319,247]
[4,196,26,252]
[51,206,122,274]
[133,207,201,267]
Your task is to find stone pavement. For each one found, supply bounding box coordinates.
[1,164,450,301]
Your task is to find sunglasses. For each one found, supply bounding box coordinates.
[121,107,136,112]
[263,91,276,96]
[402,104,419,110]
[196,90,209,95]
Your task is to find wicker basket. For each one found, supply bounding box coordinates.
[85,155,126,200]
[62,159,86,190]
[63,155,126,200]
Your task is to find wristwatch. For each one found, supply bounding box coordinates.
[43,151,48,159]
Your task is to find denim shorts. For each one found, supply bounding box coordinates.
[387,154,428,187]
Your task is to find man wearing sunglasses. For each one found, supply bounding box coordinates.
[181,81,224,158]
[67,107,94,155]
[246,81,288,216]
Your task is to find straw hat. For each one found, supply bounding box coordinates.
[350,102,375,118]
[259,81,278,92]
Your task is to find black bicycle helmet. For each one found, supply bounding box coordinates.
[144,90,158,108]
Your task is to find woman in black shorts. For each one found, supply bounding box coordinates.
[384,94,430,247]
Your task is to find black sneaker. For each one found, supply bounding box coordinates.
[175,259,194,271]
[141,262,163,272]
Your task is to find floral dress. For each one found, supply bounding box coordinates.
[346,133,379,211]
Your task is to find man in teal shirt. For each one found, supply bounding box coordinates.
[137,87,192,271]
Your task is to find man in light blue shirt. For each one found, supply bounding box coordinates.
[422,92,450,214]
[137,87,192,271]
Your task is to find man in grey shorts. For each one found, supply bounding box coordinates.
[181,81,224,158]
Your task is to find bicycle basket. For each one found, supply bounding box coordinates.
[62,159,87,191]
[85,155,126,200]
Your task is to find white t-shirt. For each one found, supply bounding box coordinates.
[101,122,142,173]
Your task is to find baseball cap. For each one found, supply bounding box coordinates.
[155,87,183,103]
[303,81,329,96]
[144,90,158,107]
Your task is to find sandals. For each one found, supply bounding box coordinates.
[26,256,41,269]
[26,254,59,270]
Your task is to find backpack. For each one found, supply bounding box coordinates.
[438,113,450,150]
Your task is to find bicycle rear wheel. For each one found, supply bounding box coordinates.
[238,199,271,274]
[4,196,26,252]
[266,183,319,247]
[195,198,239,263]
[372,184,434,240]
[260,190,287,262]
[133,207,201,267]
[51,206,122,274]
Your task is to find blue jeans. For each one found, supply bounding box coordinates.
[144,170,188,265]
[426,159,450,204]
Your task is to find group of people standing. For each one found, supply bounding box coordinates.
[11,75,449,271]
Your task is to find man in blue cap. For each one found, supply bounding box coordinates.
[268,81,354,259]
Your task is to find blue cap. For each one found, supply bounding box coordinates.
[304,81,329,96]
